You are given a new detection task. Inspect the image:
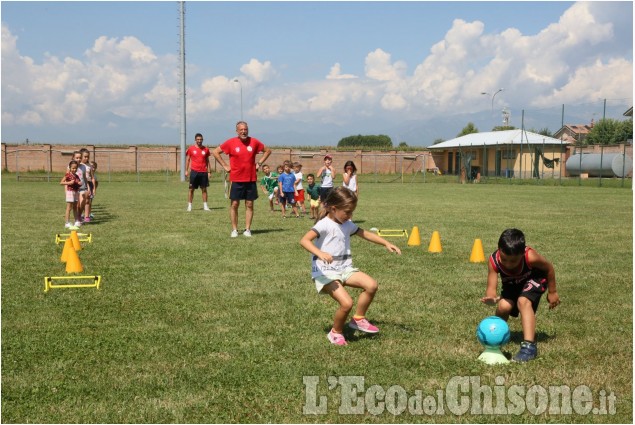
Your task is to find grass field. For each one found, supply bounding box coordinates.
[1,173,632,423]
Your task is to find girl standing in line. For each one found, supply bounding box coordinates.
[60,160,82,229]
[342,160,359,197]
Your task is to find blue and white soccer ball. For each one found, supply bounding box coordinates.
[476,316,510,348]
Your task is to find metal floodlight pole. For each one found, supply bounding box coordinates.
[179,1,186,182]
[233,79,243,121]
[491,88,504,112]
[481,88,504,113]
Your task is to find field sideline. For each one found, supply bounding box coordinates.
[1,174,632,423]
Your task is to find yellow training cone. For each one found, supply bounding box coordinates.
[428,231,442,253]
[70,230,82,251]
[60,238,73,263]
[407,226,421,246]
[470,239,486,263]
[65,247,83,273]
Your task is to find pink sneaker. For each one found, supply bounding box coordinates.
[327,330,348,346]
[348,317,379,334]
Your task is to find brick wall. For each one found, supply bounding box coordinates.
[1,143,437,175]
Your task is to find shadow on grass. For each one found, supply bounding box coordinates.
[85,204,116,224]
[509,329,552,343]
[321,324,381,344]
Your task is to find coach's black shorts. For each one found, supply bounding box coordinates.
[229,182,259,201]
[189,170,209,190]
[501,277,548,317]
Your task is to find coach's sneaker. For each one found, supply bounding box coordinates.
[512,341,538,362]
[348,317,379,334]
[65,222,72,229]
[327,330,348,346]
[243,229,252,237]
[231,229,239,238]
[187,204,192,212]
[203,203,210,211]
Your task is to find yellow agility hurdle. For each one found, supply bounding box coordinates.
[44,275,102,293]
[55,233,93,244]
[376,229,409,239]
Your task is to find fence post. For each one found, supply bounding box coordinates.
[622,143,627,188]
[559,139,563,186]
[578,145,582,186]
[135,147,140,183]
[599,144,604,187]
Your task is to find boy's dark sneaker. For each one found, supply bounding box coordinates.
[513,341,537,362]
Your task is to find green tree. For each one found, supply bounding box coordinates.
[433,138,445,145]
[492,125,516,132]
[398,141,409,149]
[457,122,478,137]
[337,134,392,148]
[584,118,633,145]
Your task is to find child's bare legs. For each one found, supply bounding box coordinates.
[280,198,287,217]
[517,297,536,342]
[65,202,73,223]
[78,192,87,219]
[343,271,378,318]
[84,194,92,218]
[66,201,79,225]
[73,202,80,223]
[323,281,353,333]
[292,202,299,217]
[496,296,536,341]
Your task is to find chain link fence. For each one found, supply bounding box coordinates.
[2,143,631,187]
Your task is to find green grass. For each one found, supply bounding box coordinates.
[1,174,632,423]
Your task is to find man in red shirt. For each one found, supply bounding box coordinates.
[185,133,212,211]
[213,121,271,238]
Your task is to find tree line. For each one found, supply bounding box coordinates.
[338,117,632,147]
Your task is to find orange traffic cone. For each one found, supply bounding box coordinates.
[65,247,83,273]
[60,238,73,263]
[70,230,82,251]
[470,239,486,263]
[407,226,421,246]
[428,231,442,253]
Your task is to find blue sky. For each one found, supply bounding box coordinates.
[1,1,633,146]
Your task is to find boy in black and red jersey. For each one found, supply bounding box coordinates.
[481,228,560,362]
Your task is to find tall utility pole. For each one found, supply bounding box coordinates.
[481,88,504,113]
[233,79,243,121]
[179,1,186,182]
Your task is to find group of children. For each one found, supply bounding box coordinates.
[301,184,560,360]
[259,154,360,220]
[57,148,560,361]
[293,155,560,360]
[60,149,98,229]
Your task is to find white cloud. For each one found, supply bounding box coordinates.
[380,93,407,111]
[1,1,631,144]
[326,63,357,80]
[239,58,277,83]
[365,49,407,81]
[533,58,633,106]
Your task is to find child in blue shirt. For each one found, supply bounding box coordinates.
[278,160,300,218]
